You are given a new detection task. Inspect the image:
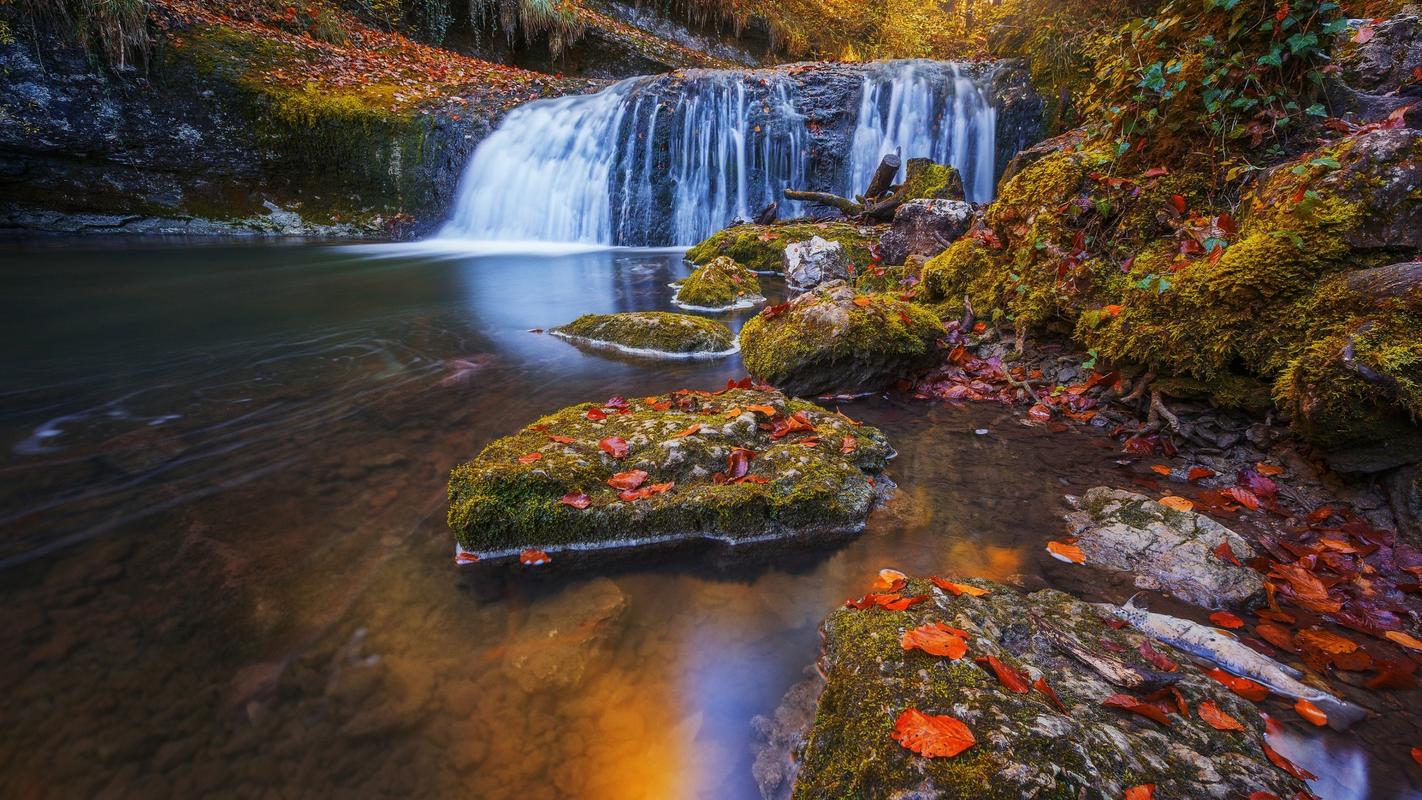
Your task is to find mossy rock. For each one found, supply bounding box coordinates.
[899,157,965,202]
[551,312,735,357]
[685,221,881,274]
[739,281,944,397]
[447,388,893,553]
[792,580,1305,799]
[674,256,764,310]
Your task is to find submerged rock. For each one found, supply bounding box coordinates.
[447,387,892,554]
[674,256,764,309]
[879,199,974,265]
[792,580,1305,799]
[783,236,850,291]
[500,578,627,693]
[685,221,880,273]
[1065,488,1264,609]
[551,312,735,356]
[739,281,943,397]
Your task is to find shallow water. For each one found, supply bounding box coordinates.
[1,241,1418,799]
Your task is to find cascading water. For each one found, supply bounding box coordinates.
[439,61,1008,247]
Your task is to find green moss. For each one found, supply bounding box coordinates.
[685,221,880,274]
[675,256,764,309]
[447,388,893,551]
[552,312,735,354]
[899,158,964,202]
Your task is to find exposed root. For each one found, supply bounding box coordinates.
[1146,389,1180,434]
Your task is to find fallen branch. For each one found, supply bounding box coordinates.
[783,190,863,216]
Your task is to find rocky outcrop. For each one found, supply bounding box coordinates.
[685,221,880,273]
[551,312,736,356]
[878,199,973,265]
[447,387,892,554]
[738,281,944,397]
[1326,11,1422,128]
[673,256,765,309]
[1064,488,1264,609]
[783,236,850,291]
[791,579,1305,799]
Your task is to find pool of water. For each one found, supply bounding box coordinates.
[1,240,1418,799]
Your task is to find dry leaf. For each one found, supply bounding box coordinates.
[1385,630,1422,652]
[1124,785,1154,800]
[891,708,976,758]
[931,578,990,597]
[1209,611,1245,629]
[519,549,550,566]
[901,623,970,659]
[1294,698,1328,727]
[1204,668,1270,702]
[1102,693,1172,726]
[874,568,909,591]
[559,492,591,509]
[1046,540,1086,564]
[976,655,1031,693]
[1150,464,1172,475]
[1197,700,1245,731]
[1159,495,1194,512]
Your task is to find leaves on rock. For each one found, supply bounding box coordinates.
[607,470,648,491]
[1102,693,1172,726]
[559,492,591,509]
[891,708,976,758]
[1294,698,1328,727]
[598,436,630,458]
[1261,738,1318,781]
[1159,495,1194,512]
[901,623,970,659]
[1197,700,1246,731]
[1046,540,1086,564]
[1124,786,1154,800]
[519,549,550,566]
[930,578,990,597]
[1209,611,1245,629]
[1205,668,1270,701]
[975,655,1031,693]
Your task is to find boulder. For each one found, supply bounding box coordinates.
[673,256,764,309]
[791,579,1306,799]
[1326,11,1422,128]
[447,387,893,554]
[1064,488,1264,609]
[685,221,879,273]
[878,199,974,265]
[738,281,944,397]
[783,236,850,291]
[551,312,735,357]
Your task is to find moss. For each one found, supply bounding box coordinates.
[685,221,881,274]
[552,312,735,354]
[446,388,893,551]
[675,256,764,309]
[854,263,919,295]
[899,158,964,201]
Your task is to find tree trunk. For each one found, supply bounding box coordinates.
[1344,261,1422,303]
[783,190,864,216]
[863,152,902,200]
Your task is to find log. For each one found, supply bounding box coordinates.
[753,201,779,225]
[863,151,902,200]
[783,189,864,216]
[1343,261,1422,302]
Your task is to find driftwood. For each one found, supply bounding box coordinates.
[1344,261,1422,302]
[1033,614,1181,693]
[753,201,779,225]
[783,190,864,216]
[863,151,901,200]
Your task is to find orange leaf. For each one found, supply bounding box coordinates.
[518,452,542,464]
[1255,462,1284,476]
[1102,693,1172,726]
[672,423,702,438]
[874,568,909,591]
[902,623,970,659]
[1124,785,1154,800]
[1294,698,1328,727]
[1205,668,1270,702]
[976,655,1031,693]
[1169,194,1187,214]
[549,434,578,444]
[1295,627,1359,655]
[1104,303,1123,316]
[598,436,629,459]
[880,594,929,611]
[1159,495,1194,512]
[519,549,550,566]
[841,435,858,454]
[853,296,873,308]
[607,470,648,491]
[1412,746,1422,767]
[1255,622,1298,652]
[930,577,990,597]
[1209,611,1245,629]
[1187,466,1216,481]
[1213,541,1243,567]
[454,551,480,565]
[1046,540,1085,564]
[559,492,591,509]
[1385,631,1422,652]
[1150,464,1172,475]
[891,708,976,758]
[1033,676,1067,712]
[1261,738,1317,781]
[1197,700,1245,731]
[745,404,778,416]
[1222,486,1261,510]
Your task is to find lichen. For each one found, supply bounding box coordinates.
[685,221,881,274]
[675,256,764,309]
[552,312,735,354]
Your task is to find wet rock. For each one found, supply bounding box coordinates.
[1326,12,1422,128]
[752,667,824,800]
[792,579,1305,799]
[738,281,944,397]
[673,256,764,309]
[500,578,627,693]
[551,312,735,356]
[447,386,893,553]
[878,199,973,266]
[783,236,849,291]
[1065,487,1263,609]
[685,221,880,273]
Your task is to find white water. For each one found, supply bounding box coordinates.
[439,61,1003,247]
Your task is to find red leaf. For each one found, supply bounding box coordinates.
[672,423,701,438]
[1169,194,1187,214]
[1197,700,1246,731]
[598,436,629,458]
[1033,676,1068,712]
[1262,738,1318,781]
[1354,24,1375,44]
[1027,402,1053,421]
[1255,622,1298,652]
[1124,785,1154,800]
[1365,659,1418,690]
[1102,693,1172,726]
[1294,698,1328,727]
[1138,641,1178,672]
[559,492,591,509]
[549,434,578,444]
[454,551,480,565]
[902,623,970,659]
[1142,166,1170,178]
[1223,486,1261,510]
[930,578,991,597]
[727,447,755,479]
[619,481,674,502]
[1205,668,1270,701]
[840,435,858,454]
[519,549,550,566]
[1187,466,1216,481]
[1412,746,1422,767]
[607,470,648,491]
[761,302,790,319]
[975,655,1031,693]
[891,708,976,758]
[1210,610,1245,629]
[1214,541,1243,567]
[586,407,607,421]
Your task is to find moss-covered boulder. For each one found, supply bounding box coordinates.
[685,221,880,274]
[792,579,1306,799]
[897,157,965,202]
[739,281,944,397]
[551,312,735,357]
[673,256,764,310]
[447,388,893,553]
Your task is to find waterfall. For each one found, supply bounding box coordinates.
[439,61,1006,246]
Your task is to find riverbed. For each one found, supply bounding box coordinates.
[1,240,1418,799]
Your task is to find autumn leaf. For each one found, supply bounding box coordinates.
[1294,628,1358,655]
[1142,166,1170,178]
[1027,403,1053,421]
[1102,693,1172,726]
[1197,700,1245,731]
[549,435,578,444]
[620,481,674,502]
[1255,622,1298,652]
[1262,738,1318,781]
[891,708,976,758]
[1033,676,1068,712]
[1169,194,1187,214]
[1210,611,1245,629]
[1294,698,1328,727]
[1205,668,1270,701]
[518,452,542,464]
[1159,495,1194,512]
[874,568,909,591]
[1213,541,1243,567]
[1385,630,1422,652]
[1138,641,1178,672]
[727,447,755,479]
[599,436,629,459]
[846,592,928,611]
[902,623,970,659]
[1412,746,1422,767]
[1148,464,1171,476]
[931,578,990,597]
[559,492,591,509]
[1366,659,1419,690]
[853,296,873,307]
[1222,486,1261,510]
[745,404,778,415]
[607,470,648,491]
[454,551,480,565]
[1255,462,1284,476]
[976,655,1031,693]
[520,549,550,566]
[1187,466,1216,481]
[1046,540,1086,564]
[586,407,607,421]
[1124,785,1154,800]
[841,435,858,454]
[880,594,930,611]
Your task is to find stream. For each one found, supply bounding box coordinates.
[1,239,1418,799]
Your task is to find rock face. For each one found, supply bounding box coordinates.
[792,579,1305,799]
[738,281,944,397]
[674,256,764,309]
[1327,11,1422,128]
[685,221,880,273]
[551,312,735,356]
[447,387,892,553]
[1065,488,1264,609]
[878,199,974,265]
[783,236,850,291]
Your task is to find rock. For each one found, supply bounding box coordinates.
[500,578,627,693]
[673,256,764,309]
[896,158,965,203]
[792,579,1306,799]
[878,199,973,265]
[752,668,823,800]
[783,236,849,291]
[738,281,944,397]
[447,386,893,553]
[551,312,735,357]
[1065,487,1264,609]
[685,221,880,273]
[1326,12,1422,128]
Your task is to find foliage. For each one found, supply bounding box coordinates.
[7,0,151,67]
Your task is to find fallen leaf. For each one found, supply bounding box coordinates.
[841,435,858,454]
[1213,541,1243,567]
[559,492,591,509]
[1027,403,1053,421]
[454,551,480,565]
[518,452,542,464]
[1294,628,1359,655]
[745,404,778,415]
[607,470,648,491]
[853,296,873,307]
[1124,785,1155,800]
[1223,486,1261,510]
[976,655,1031,693]
[1046,540,1086,564]
[1197,700,1246,731]
[1138,641,1178,672]
[1262,738,1318,781]
[519,549,550,566]
[1256,463,1285,476]
[1150,464,1172,475]
[1159,495,1194,512]
[1294,698,1328,727]
[1366,658,1419,690]
[1385,630,1422,652]
[1033,676,1068,713]
[891,708,976,758]
[1102,693,1172,726]
[672,423,701,438]
[1412,746,1421,767]
[931,578,991,597]
[727,447,755,479]
[619,481,674,502]
[586,407,607,421]
[1188,466,1217,481]
[1169,194,1188,214]
[548,435,578,444]
[1205,668,1270,701]
[902,623,970,659]
[880,594,930,611]
[599,436,630,459]
[1255,622,1298,652]
[874,568,909,591]
[1210,611,1245,629]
